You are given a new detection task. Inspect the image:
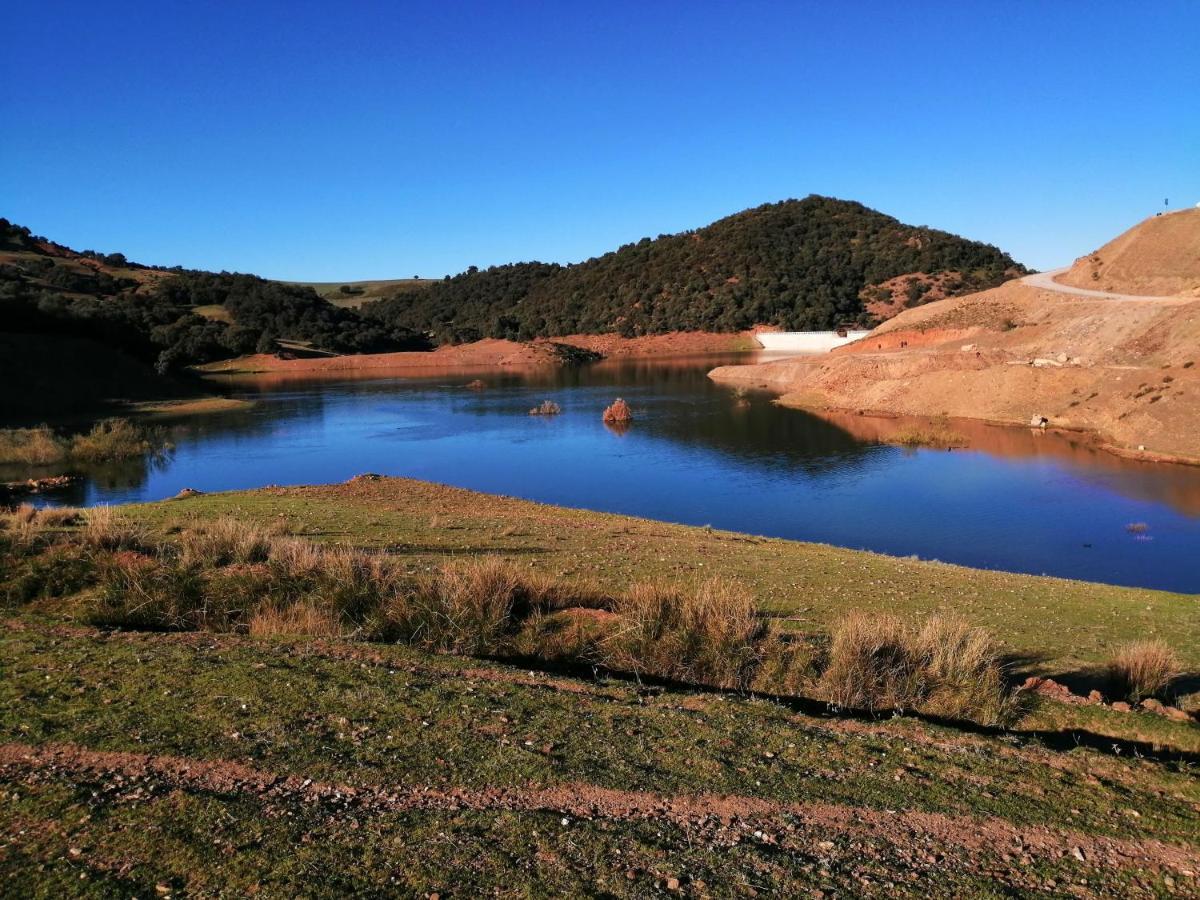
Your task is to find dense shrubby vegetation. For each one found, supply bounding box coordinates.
[0,218,429,372]
[366,196,1026,342]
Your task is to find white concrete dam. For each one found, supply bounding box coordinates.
[754,330,871,353]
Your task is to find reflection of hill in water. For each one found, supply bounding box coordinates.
[816,410,1200,517]
[641,393,882,477]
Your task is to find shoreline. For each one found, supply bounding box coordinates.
[196,331,758,376]
[771,397,1200,469]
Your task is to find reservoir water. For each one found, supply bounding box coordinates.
[12,354,1200,592]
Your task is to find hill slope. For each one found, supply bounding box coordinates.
[366,196,1026,342]
[0,219,430,380]
[1058,208,1200,297]
[711,212,1200,460]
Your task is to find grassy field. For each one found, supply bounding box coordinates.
[284,278,437,308]
[127,478,1200,681]
[1,478,1197,896]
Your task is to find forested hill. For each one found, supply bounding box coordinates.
[0,219,430,374]
[365,196,1026,343]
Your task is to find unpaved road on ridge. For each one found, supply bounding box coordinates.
[1022,267,1183,301]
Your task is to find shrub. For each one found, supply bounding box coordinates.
[69,418,169,463]
[605,578,768,689]
[602,399,633,424]
[1108,640,1180,703]
[529,400,561,416]
[0,427,68,465]
[821,612,924,712]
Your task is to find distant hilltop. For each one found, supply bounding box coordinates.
[366,196,1027,343]
[1057,206,1200,297]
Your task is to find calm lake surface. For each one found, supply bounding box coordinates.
[20,354,1200,592]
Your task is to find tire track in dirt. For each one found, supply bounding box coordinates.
[2,741,1197,878]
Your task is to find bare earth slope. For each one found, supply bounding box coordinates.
[1058,208,1200,297]
[711,277,1200,462]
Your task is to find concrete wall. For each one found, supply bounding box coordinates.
[755,331,872,353]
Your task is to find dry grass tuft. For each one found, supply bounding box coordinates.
[81,506,146,552]
[606,578,768,689]
[0,426,68,465]
[821,612,924,712]
[1108,640,1180,703]
[36,506,83,527]
[177,518,273,568]
[248,600,342,639]
[891,425,967,449]
[916,616,1008,722]
[602,398,633,424]
[528,400,561,416]
[394,557,542,654]
[821,612,1009,722]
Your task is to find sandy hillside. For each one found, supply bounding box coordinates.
[1058,207,1200,297]
[711,272,1200,462]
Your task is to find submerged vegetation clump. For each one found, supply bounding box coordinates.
[0,418,170,466]
[889,423,967,449]
[0,507,1023,725]
[602,398,633,425]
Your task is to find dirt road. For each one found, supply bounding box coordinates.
[1022,267,1181,301]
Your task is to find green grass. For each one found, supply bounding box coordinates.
[284,278,437,308]
[0,623,1195,896]
[127,477,1200,685]
[2,478,1198,895]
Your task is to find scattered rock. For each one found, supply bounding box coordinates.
[665,876,681,891]
[0,475,78,499]
[1032,358,1062,368]
[1111,701,1131,712]
[1087,689,1104,703]
[1018,676,1087,704]
[347,473,384,483]
[172,487,204,499]
[960,343,977,352]
[1140,698,1164,713]
[1163,706,1192,722]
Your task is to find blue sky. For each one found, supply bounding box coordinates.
[3,2,1197,279]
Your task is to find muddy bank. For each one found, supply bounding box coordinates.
[198,332,754,376]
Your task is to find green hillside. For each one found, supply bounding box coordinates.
[365,196,1026,342]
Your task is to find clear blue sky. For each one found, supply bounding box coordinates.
[3,2,1197,279]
